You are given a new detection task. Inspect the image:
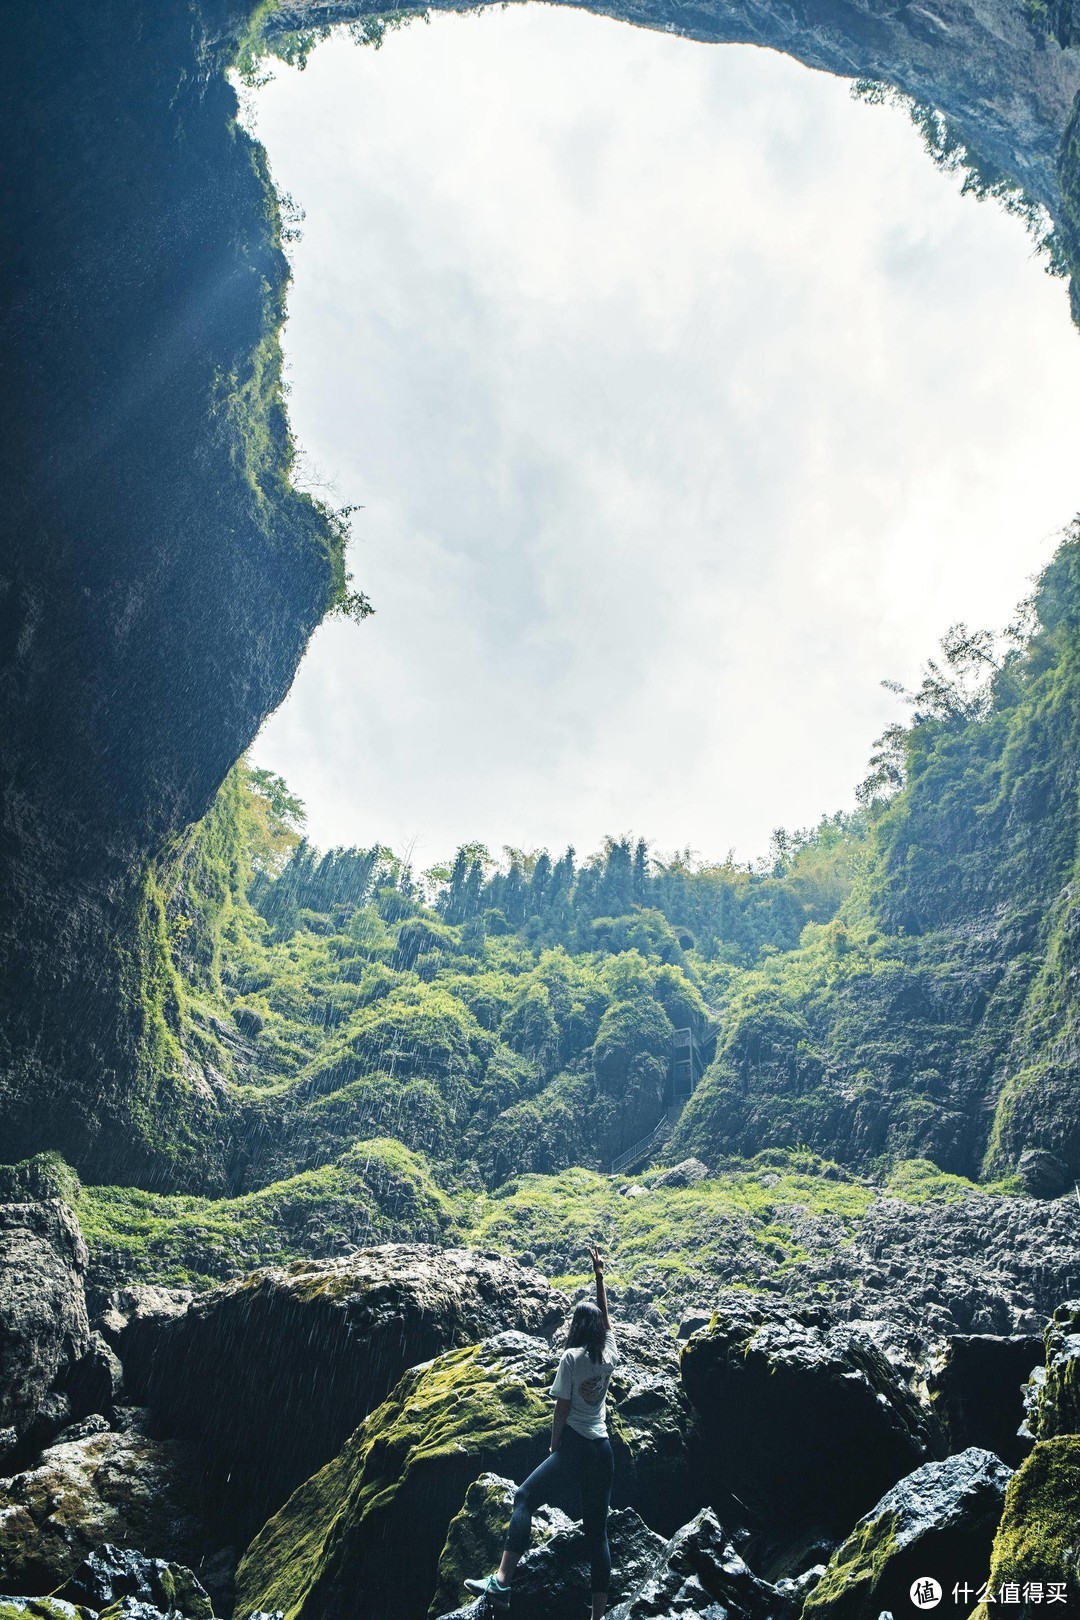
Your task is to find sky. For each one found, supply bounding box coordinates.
[244,4,1080,871]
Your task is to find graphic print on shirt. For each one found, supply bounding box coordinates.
[579,1372,606,1408]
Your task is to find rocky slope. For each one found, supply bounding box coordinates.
[5,1191,1080,1620]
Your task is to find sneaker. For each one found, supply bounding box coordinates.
[464,1574,511,1606]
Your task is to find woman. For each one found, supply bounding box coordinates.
[465,1244,618,1619]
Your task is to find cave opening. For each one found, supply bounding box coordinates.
[240,4,1080,868]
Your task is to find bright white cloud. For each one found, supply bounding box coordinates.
[245,3,1080,867]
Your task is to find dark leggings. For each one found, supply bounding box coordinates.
[505,1425,614,1593]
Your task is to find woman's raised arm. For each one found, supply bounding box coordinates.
[589,1243,610,1329]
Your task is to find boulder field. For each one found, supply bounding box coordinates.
[4,1197,1080,1620]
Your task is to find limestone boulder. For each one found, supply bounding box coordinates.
[235,1332,556,1620]
[0,1430,216,1597]
[1025,1301,1080,1441]
[236,1315,714,1620]
[0,1204,89,1450]
[802,1448,1012,1620]
[436,1501,664,1620]
[134,1246,565,1537]
[429,1474,566,1617]
[680,1296,945,1550]
[58,1545,212,1619]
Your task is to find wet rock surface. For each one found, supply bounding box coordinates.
[134,1247,566,1536]
[680,1296,945,1551]
[58,1547,212,1620]
[0,1431,216,1598]
[606,1507,799,1620]
[803,1448,1013,1620]
[928,1333,1043,1468]
[0,1205,90,1453]
[437,1505,665,1620]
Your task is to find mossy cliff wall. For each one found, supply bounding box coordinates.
[3,0,1080,1187]
[0,0,335,1186]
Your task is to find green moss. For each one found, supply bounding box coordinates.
[429,1473,517,1616]
[77,1138,453,1289]
[802,1510,901,1619]
[973,1438,1080,1614]
[0,1152,81,1205]
[235,1338,554,1620]
[884,1158,1020,1202]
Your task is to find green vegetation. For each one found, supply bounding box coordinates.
[973,1438,1080,1612]
[77,1140,453,1290]
[802,1510,901,1620]
[21,527,1080,1297]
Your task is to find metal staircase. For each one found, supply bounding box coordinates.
[608,1016,721,1175]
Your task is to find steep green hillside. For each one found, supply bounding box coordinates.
[85,524,1080,1218]
[673,532,1080,1185]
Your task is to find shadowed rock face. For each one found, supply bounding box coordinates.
[679,1296,946,1557]
[0,0,333,1189]
[803,1448,1013,1620]
[0,1204,90,1456]
[3,0,1080,1184]
[128,1248,568,1539]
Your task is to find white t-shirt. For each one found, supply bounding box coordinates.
[549,1330,619,1439]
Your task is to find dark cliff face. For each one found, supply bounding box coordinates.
[0,1,332,1184]
[259,0,1080,217]
[2,0,1080,1185]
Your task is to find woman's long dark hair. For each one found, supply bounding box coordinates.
[566,1302,607,1364]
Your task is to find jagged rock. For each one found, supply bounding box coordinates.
[606,1507,792,1620]
[680,1297,945,1552]
[974,1437,1080,1615]
[651,1160,709,1190]
[0,1204,89,1443]
[1025,1301,1080,1440]
[134,1247,566,1539]
[66,1336,123,1420]
[58,1545,212,1619]
[802,1448,1012,1620]
[437,1505,665,1620]
[53,1416,111,1446]
[429,1474,567,1617]
[1018,1150,1070,1200]
[235,1332,557,1620]
[0,1430,214,1596]
[927,1333,1042,1467]
[606,1325,704,1535]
